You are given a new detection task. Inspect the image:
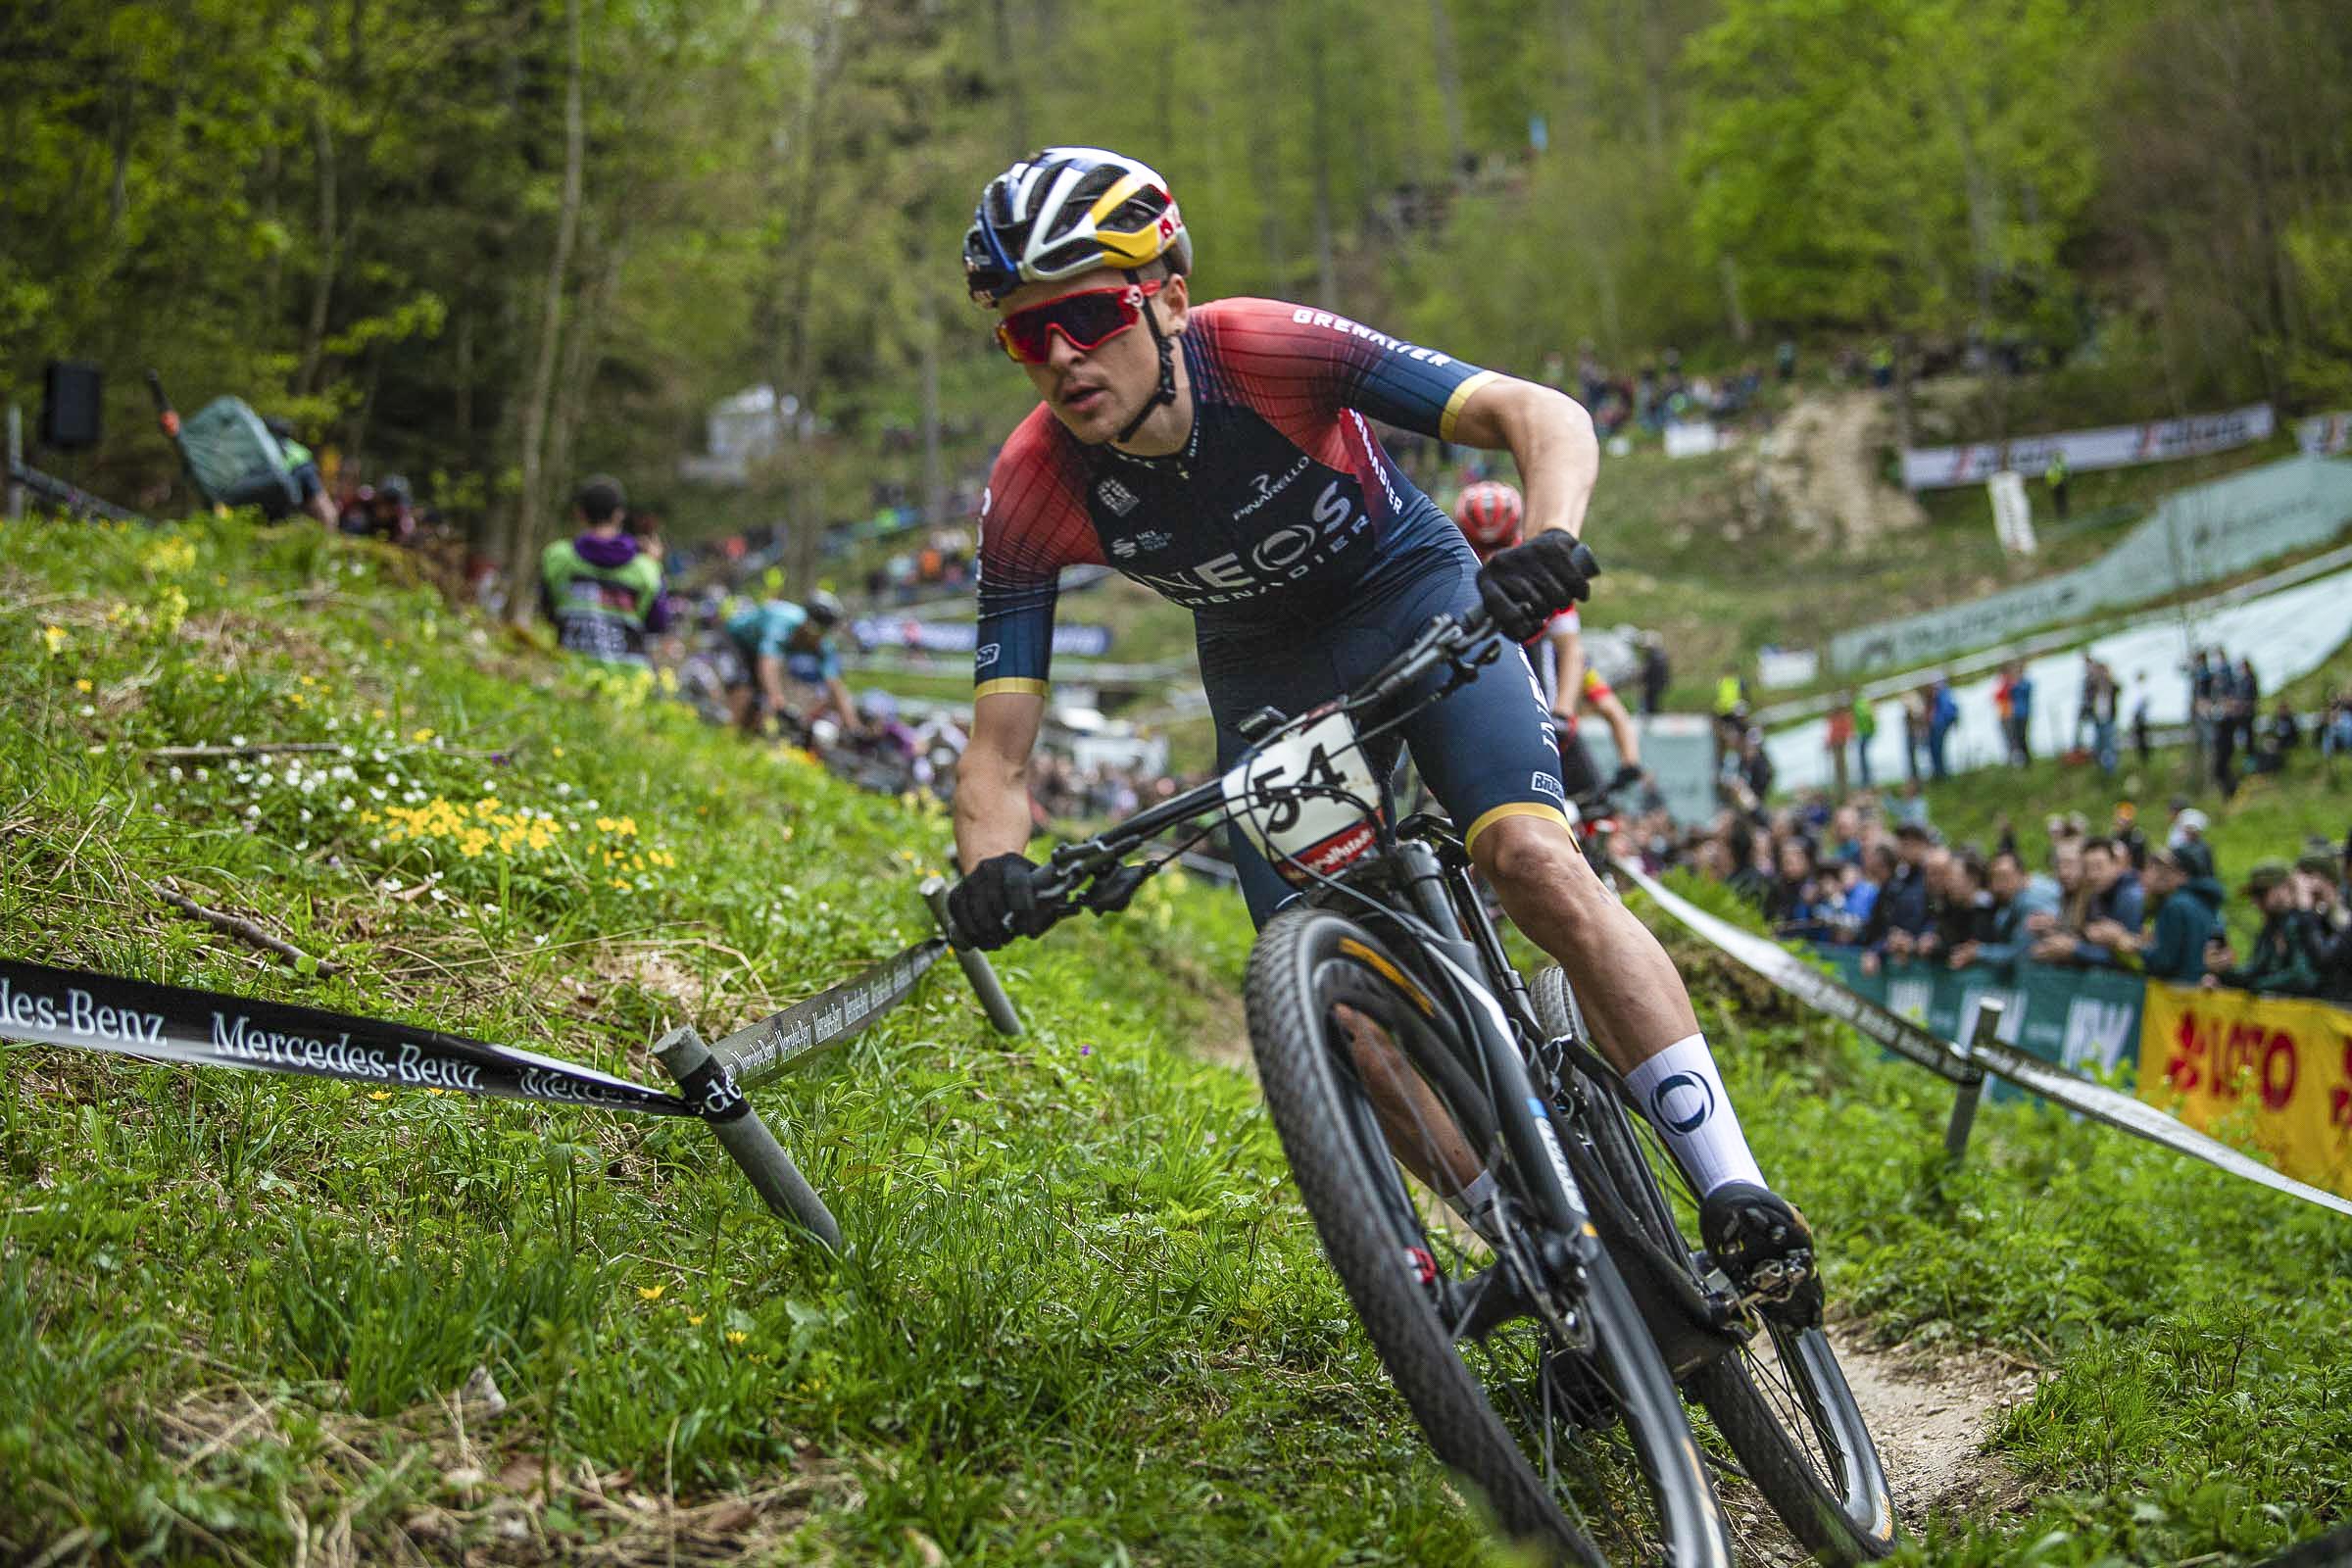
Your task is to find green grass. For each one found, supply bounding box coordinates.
[3,514,2347,1564]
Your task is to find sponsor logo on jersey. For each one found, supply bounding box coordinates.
[1097,477,1142,516]
[1532,770,1564,801]
[1125,479,1371,607]
[1234,455,1312,519]
[976,642,1002,668]
[1110,536,1137,559]
[1287,307,1457,367]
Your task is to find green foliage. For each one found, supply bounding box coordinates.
[1685,0,2096,341]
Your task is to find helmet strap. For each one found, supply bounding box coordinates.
[1112,268,1180,447]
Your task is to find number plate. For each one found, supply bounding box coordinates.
[1221,707,1382,884]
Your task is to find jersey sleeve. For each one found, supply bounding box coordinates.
[1197,297,1501,444]
[972,411,1101,698]
[757,604,807,661]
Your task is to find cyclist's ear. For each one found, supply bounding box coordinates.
[1155,270,1191,335]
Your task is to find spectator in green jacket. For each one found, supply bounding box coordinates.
[539,475,667,663]
[2090,848,2223,985]
[2206,860,2326,998]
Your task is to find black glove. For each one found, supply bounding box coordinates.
[1607,761,1644,794]
[947,853,1053,951]
[1476,533,1599,643]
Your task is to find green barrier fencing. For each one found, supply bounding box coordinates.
[1813,948,2146,1103]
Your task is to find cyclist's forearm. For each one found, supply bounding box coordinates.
[758,655,789,710]
[953,755,1031,869]
[1455,379,1598,539]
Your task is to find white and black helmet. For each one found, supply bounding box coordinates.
[962,147,1192,307]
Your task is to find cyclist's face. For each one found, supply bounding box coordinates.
[1000,267,1189,444]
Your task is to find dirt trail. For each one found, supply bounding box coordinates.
[1752,389,1928,550]
[1832,1325,2038,1522]
[1720,1325,2038,1565]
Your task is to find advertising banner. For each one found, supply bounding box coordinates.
[1901,403,2275,491]
[853,617,1113,659]
[1830,455,2352,672]
[2297,413,2352,457]
[1816,951,2143,1103]
[2138,983,2352,1200]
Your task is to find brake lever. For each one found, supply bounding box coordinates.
[1080,862,1150,914]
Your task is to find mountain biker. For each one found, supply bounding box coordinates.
[540,475,668,663]
[946,147,1820,1323]
[261,416,340,527]
[724,589,862,740]
[1452,479,1641,803]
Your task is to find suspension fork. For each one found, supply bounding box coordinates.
[1388,842,1598,1250]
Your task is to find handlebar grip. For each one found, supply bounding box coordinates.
[1568,539,1601,584]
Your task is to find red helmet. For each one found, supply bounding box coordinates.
[1452,480,1524,556]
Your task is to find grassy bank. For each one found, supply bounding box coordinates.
[3,515,2345,1564]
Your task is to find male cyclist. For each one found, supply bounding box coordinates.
[947,148,1818,1322]
[724,590,861,740]
[1454,479,1641,802]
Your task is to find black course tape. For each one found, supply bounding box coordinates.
[0,956,696,1115]
[706,939,946,1092]
[1615,859,2352,1221]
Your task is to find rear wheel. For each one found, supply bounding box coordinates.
[1532,965,1898,1563]
[1246,907,1733,1566]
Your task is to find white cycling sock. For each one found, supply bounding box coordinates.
[1621,1034,1765,1198]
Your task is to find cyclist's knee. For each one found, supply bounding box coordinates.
[1474,812,1599,907]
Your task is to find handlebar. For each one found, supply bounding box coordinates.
[943,539,1602,949]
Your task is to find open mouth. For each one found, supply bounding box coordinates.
[1060,384,1108,416]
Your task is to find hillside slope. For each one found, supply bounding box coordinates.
[3,516,2347,1565]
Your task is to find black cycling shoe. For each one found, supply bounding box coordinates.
[1699,1180,1824,1330]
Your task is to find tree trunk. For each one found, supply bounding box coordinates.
[505,0,586,624]
[1718,254,1750,344]
[1428,0,1467,179]
[296,6,340,397]
[920,295,947,531]
[542,238,624,547]
[1892,329,1917,454]
[990,0,1029,156]
[767,2,850,596]
[1306,3,1338,307]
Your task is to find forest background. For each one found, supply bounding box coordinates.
[7,0,2352,610]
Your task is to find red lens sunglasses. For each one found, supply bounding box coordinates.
[996,278,1163,365]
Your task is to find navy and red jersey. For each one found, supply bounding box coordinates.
[971,297,1498,697]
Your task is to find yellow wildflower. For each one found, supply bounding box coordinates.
[368,1091,392,1102]
[42,625,67,655]
[638,1284,664,1301]
[687,1313,706,1327]
[74,678,92,693]
[726,1331,748,1346]
[411,727,435,744]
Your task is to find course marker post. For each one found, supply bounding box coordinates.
[654,1023,842,1250]
[1942,997,2002,1166]
[919,875,1025,1037]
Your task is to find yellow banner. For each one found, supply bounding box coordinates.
[2138,983,2352,1200]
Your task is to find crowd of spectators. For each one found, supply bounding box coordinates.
[1539,342,1775,441]
[1623,788,2352,1004]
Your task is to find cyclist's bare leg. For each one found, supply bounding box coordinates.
[1473,814,1698,1071]
[1332,1004,1483,1203]
[1472,813,1783,1214]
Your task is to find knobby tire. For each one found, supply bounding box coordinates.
[1246,907,1731,1567]
[1531,965,1898,1563]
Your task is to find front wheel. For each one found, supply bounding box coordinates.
[1531,965,1898,1563]
[1246,907,1734,1566]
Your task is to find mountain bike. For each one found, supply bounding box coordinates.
[947,593,1896,1564]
